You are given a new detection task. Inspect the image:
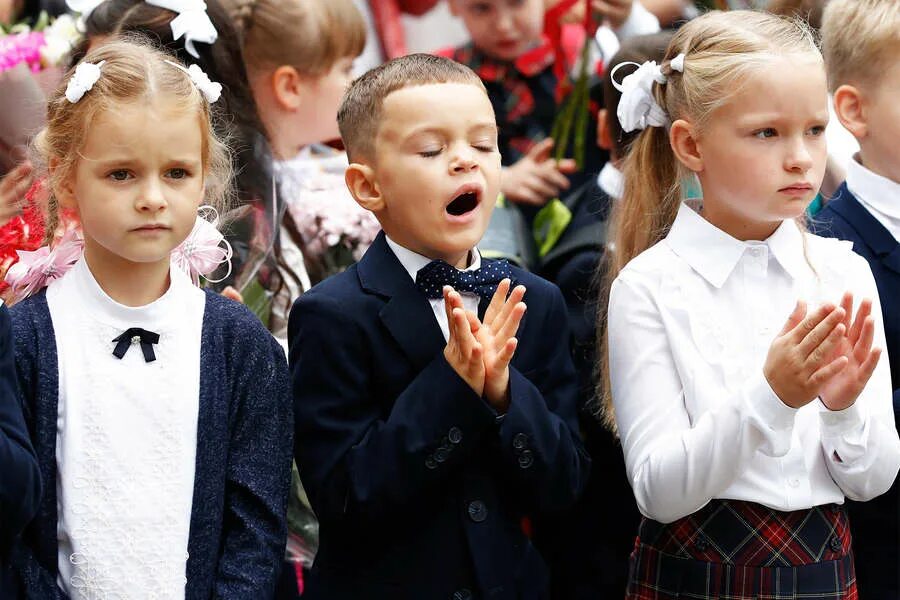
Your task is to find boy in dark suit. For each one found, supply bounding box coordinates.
[0,302,41,597]
[814,1,900,596]
[288,54,590,600]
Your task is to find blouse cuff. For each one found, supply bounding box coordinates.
[819,401,865,437]
[748,372,798,431]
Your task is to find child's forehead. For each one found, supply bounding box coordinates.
[378,82,495,134]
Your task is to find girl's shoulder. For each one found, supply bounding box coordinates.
[201,291,281,354]
[802,230,861,271]
[615,239,680,285]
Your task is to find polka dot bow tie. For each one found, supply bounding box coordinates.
[415,259,512,300]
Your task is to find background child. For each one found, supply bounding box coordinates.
[222,0,379,344]
[603,11,900,599]
[289,53,590,599]
[814,0,900,595]
[0,301,41,597]
[447,0,659,207]
[7,39,292,597]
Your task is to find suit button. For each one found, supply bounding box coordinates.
[829,535,842,552]
[425,456,438,470]
[467,500,488,523]
[434,447,450,463]
[448,427,463,444]
[518,450,533,469]
[694,534,709,552]
[453,589,473,600]
[512,433,528,450]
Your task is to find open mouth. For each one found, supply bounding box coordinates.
[446,191,479,216]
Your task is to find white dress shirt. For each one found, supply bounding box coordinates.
[385,236,481,342]
[608,202,900,524]
[47,257,204,598]
[846,154,900,243]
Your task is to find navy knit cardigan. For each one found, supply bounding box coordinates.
[6,290,293,599]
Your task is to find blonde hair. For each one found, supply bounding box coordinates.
[821,0,900,92]
[596,10,820,431]
[33,36,232,243]
[223,0,366,77]
[338,53,486,161]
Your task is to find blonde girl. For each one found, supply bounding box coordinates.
[603,10,900,599]
[8,38,292,598]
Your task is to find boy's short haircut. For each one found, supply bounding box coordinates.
[821,0,900,92]
[338,53,486,162]
[601,32,674,158]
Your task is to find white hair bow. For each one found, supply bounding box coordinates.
[145,0,218,59]
[66,0,106,32]
[611,53,686,133]
[65,60,105,103]
[163,60,222,103]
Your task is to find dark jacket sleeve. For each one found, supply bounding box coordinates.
[497,284,591,512]
[214,320,293,598]
[289,291,501,524]
[0,303,42,549]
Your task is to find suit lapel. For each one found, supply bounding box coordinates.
[358,233,446,371]
[830,186,900,276]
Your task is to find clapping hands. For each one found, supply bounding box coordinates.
[443,279,527,413]
[764,293,880,411]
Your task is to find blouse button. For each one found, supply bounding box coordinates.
[788,478,800,488]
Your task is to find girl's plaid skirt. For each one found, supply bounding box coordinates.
[626,499,857,600]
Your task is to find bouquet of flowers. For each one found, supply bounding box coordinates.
[0,11,80,170]
[277,146,381,285]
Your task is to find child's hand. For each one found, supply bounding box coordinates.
[443,286,486,397]
[501,138,577,206]
[819,293,882,412]
[591,0,634,30]
[0,161,33,227]
[220,286,244,304]
[763,300,849,409]
[477,279,527,413]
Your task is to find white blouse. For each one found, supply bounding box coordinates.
[47,257,204,598]
[608,202,900,524]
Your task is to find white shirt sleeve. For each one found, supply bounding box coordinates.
[608,275,798,523]
[817,254,900,501]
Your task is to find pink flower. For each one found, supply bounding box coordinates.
[4,228,83,300]
[170,206,233,285]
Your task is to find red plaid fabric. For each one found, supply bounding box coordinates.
[627,500,858,600]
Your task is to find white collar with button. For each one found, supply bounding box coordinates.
[664,201,807,288]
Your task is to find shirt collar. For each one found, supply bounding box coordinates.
[384,235,481,283]
[71,256,190,329]
[846,154,900,221]
[665,201,806,288]
[597,161,624,200]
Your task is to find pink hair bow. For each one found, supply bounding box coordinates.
[4,229,84,301]
[171,205,233,286]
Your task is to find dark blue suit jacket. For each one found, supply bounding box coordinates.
[814,183,900,597]
[0,304,41,598]
[288,232,591,600]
